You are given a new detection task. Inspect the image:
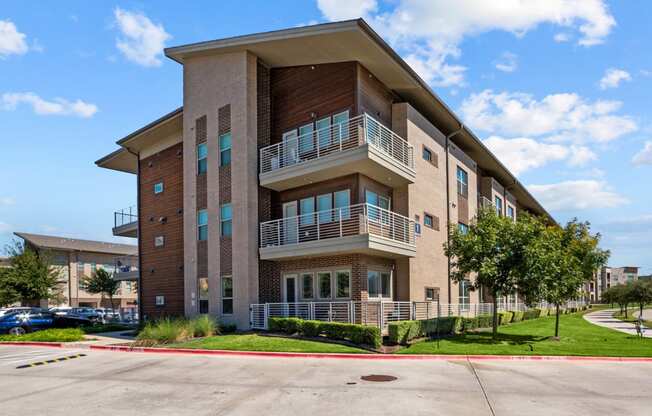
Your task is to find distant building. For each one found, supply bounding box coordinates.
[13,232,138,311]
[585,266,639,302]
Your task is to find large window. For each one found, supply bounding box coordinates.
[334,189,350,220]
[316,116,331,149]
[220,204,232,237]
[317,193,333,224]
[300,197,315,226]
[154,182,164,194]
[494,196,503,216]
[366,190,390,224]
[197,143,207,174]
[197,209,208,241]
[199,278,209,314]
[507,205,515,220]
[332,110,350,142]
[301,273,314,299]
[219,132,231,166]
[298,123,314,154]
[221,276,233,315]
[456,167,468,197]
[318,272,332,299]
[458,222,469,234]
[335,270,351,298]
[367,270,391,299]
[458,279,470,308]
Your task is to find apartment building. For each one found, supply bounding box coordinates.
[96,20,550,328]
[585,266,639,301]
[14,232,138,310]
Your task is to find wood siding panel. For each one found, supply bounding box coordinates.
[357,64,396,127]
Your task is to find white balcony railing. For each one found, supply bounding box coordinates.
[259,113,415,174]
[259,203,415,249]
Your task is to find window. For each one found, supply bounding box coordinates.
[414,215,421,235]
[221,276,233,315]
[367,270,391,299]
[332,110,350,142]
[197,143,207,174]
[458,279,470,308]
[155,295,165,306]
[199,278,209,314]
[219,132,232,166]
[154,236,164,247]
[422,147,432,162]
[365,190,390,223]
[335,271,351,298]
[456,167,468,197]
[220,204,232,237]
[154,182,164,194]
[494,196,503,216]
[425,287,438,301]
[334,189,351,220]
[197,210,208,241]
[317,193,333,224]
[298,123,314,154]
[424,214,434,229]
[507,206,515,220]
[458,222,469,234]
[318,272,332,299]
[90,262,97,277]
[316,117,331,149]
[301,273,314,299]
[300,197,315,226]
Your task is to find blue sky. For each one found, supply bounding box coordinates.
[1,1,651,273]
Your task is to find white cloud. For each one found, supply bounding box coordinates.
[0,19,28,57]
[460,90,637,144]
[568,145,598,166]
[0,197,15,206]
[0,221,10,234]
[114,8,171,67]
[494,52,518,73]
[483,136,568,175]
[528,180,627,211]
[632,141,652,166]
[554,33,571,42]
[1,92,98,118]
[599,68,631,90]
[316,0,615,87]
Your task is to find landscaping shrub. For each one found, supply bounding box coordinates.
[268,317,303,334]
[137,318,190,344]
[462,317,478,331]
[537,308,548,317]
[219,323,237,334]
[523,309,540,320]
[81,323,133,334]
[0,328,85,343]
[267,318,381,348]
[498,311,514,325]
[476,314,492,328]
[511,311,524,322]
[300,320,322,338]
[388,316,462,345]
[189,315,218,338]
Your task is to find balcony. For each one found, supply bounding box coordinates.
[259,114,415,191]
[113,206,137,238]
[114,256,139,281]
[259,203,416,260]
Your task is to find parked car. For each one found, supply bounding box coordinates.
[95,308,120,323]
[0,307,33,318]
[49,307,101,323]
[0,308,54,335]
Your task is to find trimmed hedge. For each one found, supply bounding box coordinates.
[498,311,514,325]
[388,316,462,345]
[267,318,381,348]
[511,311,524,322]
[522,309,540,320]
[537,308,548,317]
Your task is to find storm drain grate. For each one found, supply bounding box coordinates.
[360,374,397,382]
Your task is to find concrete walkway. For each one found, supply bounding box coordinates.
[635,309,652,321]
[583,309,652,338]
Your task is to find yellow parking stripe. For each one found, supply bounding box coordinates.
[16,353,86,369]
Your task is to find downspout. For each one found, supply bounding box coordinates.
[445,124,464,304]
[126,147,143,323]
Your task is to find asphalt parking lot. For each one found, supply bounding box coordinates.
[1,345,651,416]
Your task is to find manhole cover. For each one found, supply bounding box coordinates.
[360,374,397,382]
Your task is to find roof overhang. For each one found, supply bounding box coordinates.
[165,19,552,220]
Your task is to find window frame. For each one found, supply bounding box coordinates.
[197,209,208,241]
[335,270,351,299]
[424,213,434,229]
[197,143,207,174]
[458,279,471,309]
[456,167,468,198]
[220,203,232,237]
[221,275,233,315]
[458,222,469,234]
[317,271,332,299]
[422,146,432,162]
[317,193,333,224]
[219,132,232,167]
[154,236,165,247]
[367,270,392,300]
[154,182,164,194]
[300,197,315,226]
[507,205,515,220]
[155,295,165,306]
[300,272,315,300]
[494,196,503,216]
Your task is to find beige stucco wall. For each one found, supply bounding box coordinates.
[182,51,259,328]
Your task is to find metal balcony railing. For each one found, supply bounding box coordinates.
[259,203,416,249]
[115,256,138,274]
[259,113,415,174]
[114,206,137,228]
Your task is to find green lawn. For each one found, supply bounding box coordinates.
[0,328,85,343]
[398,311,652,357]
[168,334,369,354]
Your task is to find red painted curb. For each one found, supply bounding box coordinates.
[88,345,652,363]
[0,341,64,348]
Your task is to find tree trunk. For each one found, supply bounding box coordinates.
[492,295,498,338]
[108,293,115,315]
[555,304,560,338]
[640,303,644,320]
[625,303,628,319]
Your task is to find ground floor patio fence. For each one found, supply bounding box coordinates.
[249,300,587,330]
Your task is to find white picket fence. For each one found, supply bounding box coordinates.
[249,300,586,330]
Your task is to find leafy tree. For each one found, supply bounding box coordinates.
[628,280,652,319]
[600,286,617,308]
[80,268,120,311]
[1,240,62,306]
[445,208,541,337]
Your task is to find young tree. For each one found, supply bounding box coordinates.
[2,240,62,306]
[0,267,20,307]
[445,208,540,337]
[80,268,120,311]
[628,280,652,319]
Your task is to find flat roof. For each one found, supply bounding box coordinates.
[99,19,552,220]
[14,232,137,256]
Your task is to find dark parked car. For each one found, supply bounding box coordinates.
[0,309,54,335]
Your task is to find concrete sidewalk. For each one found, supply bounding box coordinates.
[583,309,652,338]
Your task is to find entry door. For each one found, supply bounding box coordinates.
[282,131,298,167]
[283,201,298,245]
[284,274,298,303]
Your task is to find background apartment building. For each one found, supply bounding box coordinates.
[14,232,138,312]
[585,266,639,302]
[97,20,550,328]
